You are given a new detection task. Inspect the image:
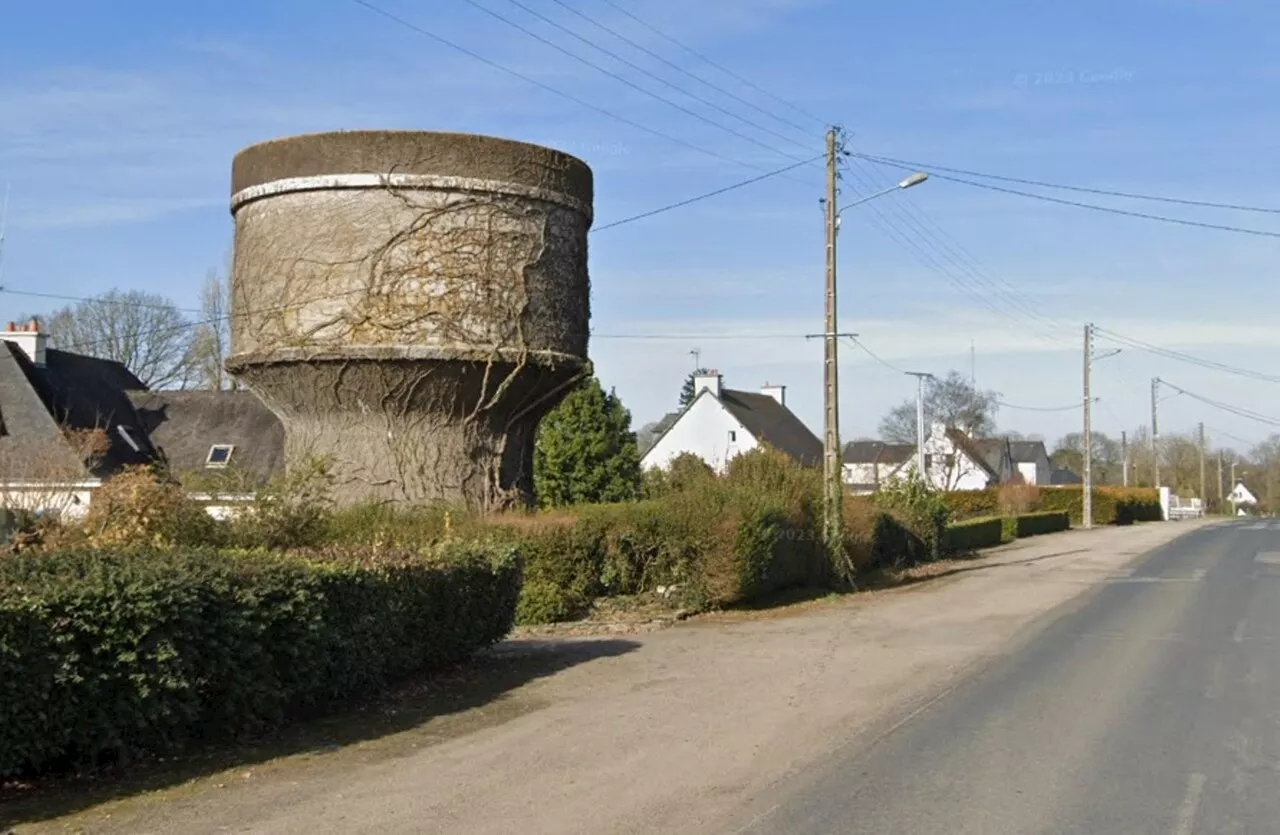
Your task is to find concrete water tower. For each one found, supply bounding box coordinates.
[227,131,593,509]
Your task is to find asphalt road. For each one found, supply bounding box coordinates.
[741,519,1280,835]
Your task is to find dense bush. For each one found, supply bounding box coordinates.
[0,540,520,777]
[872,478,951,561]
[943,516,1005,553]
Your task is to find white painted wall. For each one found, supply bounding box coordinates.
[1017,461,1039,485]
[641,391,754,474]
[883,424,992,491]
[0,481,99,520]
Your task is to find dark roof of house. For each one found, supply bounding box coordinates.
[128,390,285,487]
[720,388,822,467]
[1049,467,1083,485]
[945,428,1002,480]
[843,440,915,465]
[0,343,155,478]
[1008,440,1049,464]
[0,342,88,478]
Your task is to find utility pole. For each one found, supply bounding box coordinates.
[1218,451,1224,513]
[1083,323,1094,528]
[1121,430,1129,487]
[1198,422,1206,503]
[1151,377,1161,490]
[906,372,933,484]
[970,339,975,385]
[1231,460,1237,516]
[821,127,843,561]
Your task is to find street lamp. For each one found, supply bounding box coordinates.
[836,172,928,224]
[818,148,929,570]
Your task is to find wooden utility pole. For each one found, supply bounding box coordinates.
[1083,323,1094,528]
[1218,451,1225,514]
[1198,422,1206,503]
[821,127,843,561]
[1151,378,1161,490]
[1121,430,1129,487]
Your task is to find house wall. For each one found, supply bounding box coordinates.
[883,425,991,491]
[1016,450,1052,485]
[843,461,904,486]
[641,392,754,474]
[0,483,98,520]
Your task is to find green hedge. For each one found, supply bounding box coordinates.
[1011,511,1071,537]
[0,541,521,777]
[943,516,1005,553]
[944,486,1162,526]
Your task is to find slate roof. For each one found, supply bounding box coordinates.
[0,342,155,479]
[842,440,915,465]
[1008,440,1049,464]
[637,411,680,457]
[1049,467,1083,485]
[719,389,822,467]
[128,390,285,487]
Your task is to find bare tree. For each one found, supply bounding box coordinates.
[189,266,237,390]
[879,370,1000,442]
[45,289,197,389]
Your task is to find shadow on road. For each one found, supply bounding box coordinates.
[1,637,639,829]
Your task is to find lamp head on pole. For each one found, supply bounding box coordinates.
[897,172,928,189]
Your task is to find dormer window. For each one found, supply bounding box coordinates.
[206,444,235,468]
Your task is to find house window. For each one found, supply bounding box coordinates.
[206,444,235,468]
[945,454,956,469]
[728,430,737,442]
[924,453,933,469]
[117,425,141,453]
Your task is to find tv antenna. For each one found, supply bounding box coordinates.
[690,348,701,370]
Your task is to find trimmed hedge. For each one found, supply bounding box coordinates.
[1011,511,1070,537]
[943,516,1005,553]
[945,486,1161,526]
[0,540,521,777]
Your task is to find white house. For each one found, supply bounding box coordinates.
[640,371,821,473]
[1007,440,1053,486]
[1,318,284,524]
[865,422,1009,492]
[1228,480,1258,514]
[842,441,915,494]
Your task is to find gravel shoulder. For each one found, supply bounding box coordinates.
[6,519,1222,835]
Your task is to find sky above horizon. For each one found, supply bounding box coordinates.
[2,0,1278,453]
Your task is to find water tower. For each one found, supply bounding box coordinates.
[227,131,593,509]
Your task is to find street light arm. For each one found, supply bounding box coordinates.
[836,171,928,214]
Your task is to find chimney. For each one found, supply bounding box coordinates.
[2,317,48,367]
[693,369,722,398]
[761,382,786,407]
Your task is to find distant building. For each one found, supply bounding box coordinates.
[0,319,284,519]
[640,371,821,473]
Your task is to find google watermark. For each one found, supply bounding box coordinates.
[1013,68,1134,88]
[536,140,633,158]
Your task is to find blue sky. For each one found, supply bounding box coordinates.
[3,0,1279,451]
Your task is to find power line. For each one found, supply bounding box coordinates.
[876,168,1280,240]
[594,0,828,129]
[496,0,816,154]
[544,0,817,138]
[1096,327,1280,385]
[846,336,908,374]
[853,152,1280,215]
[1159,380,1280,428]
[452,0,818,171]
[348,0,773,175]
[593,155,821,231]
[997,399,1087,413]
